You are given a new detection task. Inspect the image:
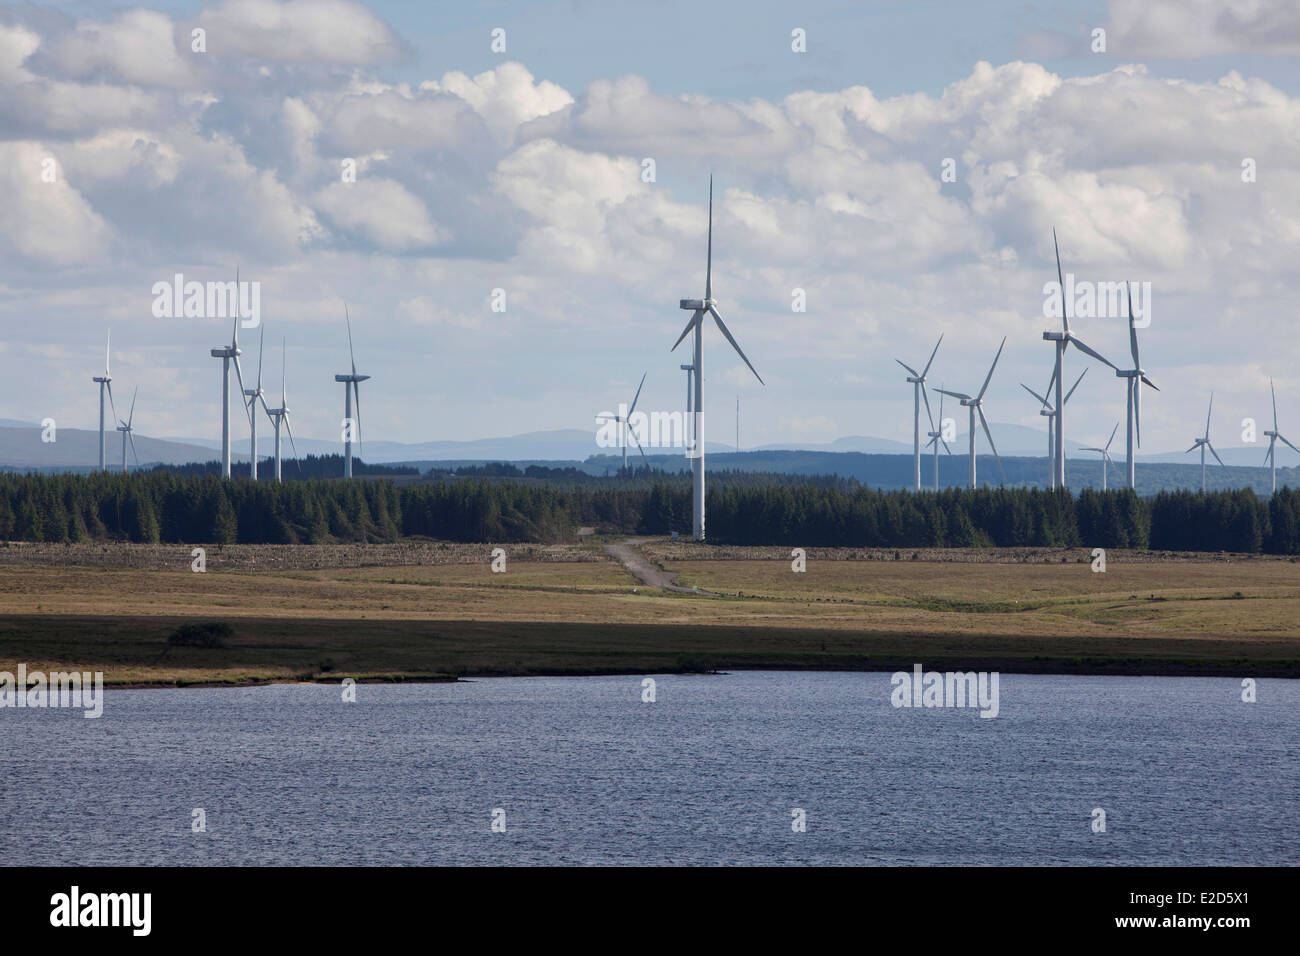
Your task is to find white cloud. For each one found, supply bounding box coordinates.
[314,178,445,250]
[1109,0,1300,56]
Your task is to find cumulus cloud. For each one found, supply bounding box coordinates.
[0,141,112,265]
[200,0,403,65]
[1109,0,1300,56]
[314,178,445,250]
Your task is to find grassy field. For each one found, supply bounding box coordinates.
[2,540,1298,684]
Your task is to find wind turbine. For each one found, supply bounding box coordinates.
[896,334,942,492]
[1115,282,1159,489]
[924,386,953,490]
[334,305,370,479]
[1043,229,1118,489]
[264,338,299,482]
[596,372,649,473]
[670,177,764,540]
[92,331,116,471]
[210,278,251,479]
[1021,367,1086,489]
[937,337,1006,489]
[242,327,267,481]
[1080,423,1119,491]
[1186,393,1225,492]
[115,387,140,473]
[1263,379,1298,494]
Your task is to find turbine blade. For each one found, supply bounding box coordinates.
[1064,368,1087,405]
[709,307,763,385]
[256,325,264,390]
[233,356,252,424]
[920,382,934,432]
[920,333,943,378]
[128,430,140,469]
[105,329,111,375]
[1208,442,1225,468]
[976,337,1006,401]
[895,359,920,377]
[1053,227,1068,334]
[936,388,971,401]
[978,406,1004,482]
[281,337,287,405]
[353,381,363,458]
[1141,375,1158,391]
[1271,378,1279,432]
[632,431,648,463]
[1185,443,1199,455]
[127,386,137,427]
[1206,392,1214,439]
[628,371,647,418]
[941,440,953,455]
[284,415,299,460]
[1135,377,1141,448]
[1265,438,1275,467]
[106,380,117,425]
[345,303,357,376]
[1127,281,1140,369]
[705,176,713,302]
[1069,336,1117,371]
[1021,383,1049,407]
[671,311,701,352]
[1279,433,1300,456]
[1105,421,1118,451]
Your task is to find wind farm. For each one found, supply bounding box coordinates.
[3,0,1299,884]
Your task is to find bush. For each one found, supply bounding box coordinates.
[167,622,233,648]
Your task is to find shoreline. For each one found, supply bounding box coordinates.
[84,657,1300,690]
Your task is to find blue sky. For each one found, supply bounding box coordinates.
[3,0,1300,461]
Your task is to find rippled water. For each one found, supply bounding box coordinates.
[2,672,1296,865]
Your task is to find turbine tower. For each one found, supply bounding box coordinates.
[115,387,139,473]
[242,327,266,481]
[1262,379,1298,494]
[937,337,1007,489]
[1080,423,1119,491]
[264,338,298,482]
[210,292,251,479]
[680,364,694,455]
[1116,282,1159,489]
[334,306,370,479]
[92,331,115,472]
[896,334,942,492]
[1043,229,1117,489]
[1186,393,1225,492]
[1022,367,1086,489]
[670,178,764,540]
[596,372,649,472]
[924,387,953,491]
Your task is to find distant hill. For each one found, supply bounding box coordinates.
[0,425,246,470]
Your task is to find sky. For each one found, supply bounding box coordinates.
[2,0,1300,458]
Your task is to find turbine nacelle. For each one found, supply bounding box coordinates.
[334,373,371,383]
[679,298,715,311]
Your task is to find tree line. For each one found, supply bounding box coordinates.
[3,471,1300,554]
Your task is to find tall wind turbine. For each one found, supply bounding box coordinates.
[924,387,953,490]
[1043,229,1118,488]
[1021,367,1086,489]
[1116,282,1159,489]
[92,331,116,471]
[1186,393,1225,492]
[670,178,764,540]
[264,338,299,482]
[210,287,251,479]
[1080,423,1119,491]
[242,327,267,481]
[1263,379,1298,494]
[115,387,140,473]
[896,334,942,491]
[334,306,370,479]
[937,337,1006,489]
[596,372,649,472]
